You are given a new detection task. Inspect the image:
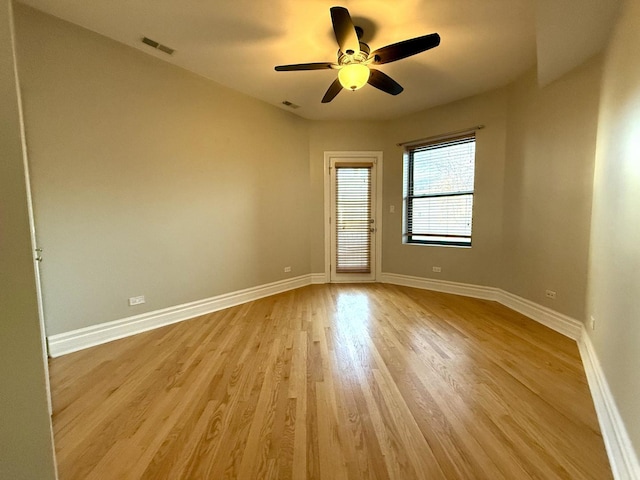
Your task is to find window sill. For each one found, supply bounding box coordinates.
[403,241,472,249]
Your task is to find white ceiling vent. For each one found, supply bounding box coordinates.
[141,37,175,55]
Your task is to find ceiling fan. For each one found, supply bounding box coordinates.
[274,6,440,103]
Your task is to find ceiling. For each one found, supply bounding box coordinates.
[17,0,621,121]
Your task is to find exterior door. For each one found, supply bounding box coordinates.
[328,154,379,282]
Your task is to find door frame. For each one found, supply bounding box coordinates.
[324,151,383,283]
[14,63,53,415]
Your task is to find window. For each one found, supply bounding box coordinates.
[403,133,476,246]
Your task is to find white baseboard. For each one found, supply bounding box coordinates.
[578,329,640,480]
[379,272,500,301]
[497,289,583,340]
[50,272,577,356]
[310,273,327,284]
[47,269,638,478]
[47,274,316,357]
[380,272,637,478]
[380,272,582,340]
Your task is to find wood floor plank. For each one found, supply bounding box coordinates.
[48,283,612,479]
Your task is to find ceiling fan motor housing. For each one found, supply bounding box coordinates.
[338,42,371,66]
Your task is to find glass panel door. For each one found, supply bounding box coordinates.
[330,158,376,282]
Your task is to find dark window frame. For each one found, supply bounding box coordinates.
[404,134,476,247]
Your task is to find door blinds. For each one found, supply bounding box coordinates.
[335,164,372,273]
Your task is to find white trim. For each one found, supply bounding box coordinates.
[324,151,383,283]
[578,329,640,480]
[381,272,639,478]
[379,272,582,340]
[310,273,327,284]
[498,289,583,340]
[47,269,639,479]
[46,269,639,479]
[323,153,332,284]
[47,274,314,357]
[379,272,499,301]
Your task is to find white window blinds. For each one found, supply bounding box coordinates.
[335,165,372,273]
[405,134,476,246]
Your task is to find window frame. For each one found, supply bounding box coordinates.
[403,133,476,247]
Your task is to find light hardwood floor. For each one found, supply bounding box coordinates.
[49,283,612,479]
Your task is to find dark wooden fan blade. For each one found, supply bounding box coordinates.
[330,7,360,55]
[370,33,440,64]
[275,62,335,71]
[321,78,343,103]
[368,69,403,95]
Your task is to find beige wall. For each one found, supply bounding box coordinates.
[502,57,603,319]
[0,1,57,478]
[14,5,311,335]
[14,2,604,335]
[588,0,640,458]
[382,89,509,287]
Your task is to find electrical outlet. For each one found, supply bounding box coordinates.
[545,289,556,299]
[284,266,292,273]
[128,295,145,306]
[590,316,596,330]
[432,266,442,273]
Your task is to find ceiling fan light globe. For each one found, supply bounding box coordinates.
[338,63,370,91]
